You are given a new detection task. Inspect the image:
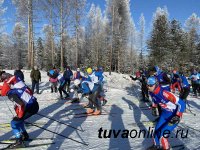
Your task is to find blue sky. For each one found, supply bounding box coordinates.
[2,0,200,36]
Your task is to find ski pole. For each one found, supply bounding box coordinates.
[36,113,84,132]
[3,97,15,117]
[24,121,88,146]
[185,99,196,116]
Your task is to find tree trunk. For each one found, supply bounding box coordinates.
[109,5,114,75]
[50,0,55,66]
[60,0,63,72]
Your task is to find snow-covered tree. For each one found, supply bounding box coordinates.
[12,22,27,68]
[139,13,145,67]
[184,13,200,66]
[147,7,171,66]
[35,37,44,69]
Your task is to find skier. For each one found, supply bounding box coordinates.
[170,70,181,93]
[14,66,24,82]
[149,66,171,91]
[86,67,104,84]
[0,72,39,149]
[47,67,59,93]
[130,68,149,102]
[179,72,190,100]
[189,69,200,98]
[73,68,82,80]
[74,79,102,115]
[146,76,185,150]
[63,66,73,92]
[86,67,107,106]
[58,73,70,99]
[96,66,108,106]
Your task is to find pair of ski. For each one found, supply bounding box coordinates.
[73,111,115,118]
[0,138,55,150]
[65,104,111,111]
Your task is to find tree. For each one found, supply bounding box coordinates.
[12,22,27,68]
[35,37,44,69]
[13,0,34,68]
[185,13,200,66]
[139,13,145,67]
[1,33,13,69]
[147,7,171,66]
[105,0,132,73]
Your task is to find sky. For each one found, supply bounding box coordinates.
[2,0,200,36]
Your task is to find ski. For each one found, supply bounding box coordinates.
[128,121,156,127]
[146,144,184,150]
[0,138,54,144]
[0,122,47,129]
[74,113,113,118]
[171,144,185,150]
[67,104,111,111]
[0,142,55,150]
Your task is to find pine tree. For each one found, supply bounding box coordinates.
[12,22,27,68]
[185,13,200,66]
[147,7,171,66]
[35,37,44,69]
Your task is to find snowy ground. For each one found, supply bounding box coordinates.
[0,70,200,150]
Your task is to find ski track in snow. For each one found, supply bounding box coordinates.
[0,70,200,150]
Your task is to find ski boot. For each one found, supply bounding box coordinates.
[92,110,101,115]
[86,108,94,114]
[102,99,107,106]
[55,87,58,93]
[51,87,54,93]
[6,138,25,149]
[21,131,29,141]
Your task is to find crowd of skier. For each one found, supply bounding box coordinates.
[0,65,199,149]
[130,66,200,150]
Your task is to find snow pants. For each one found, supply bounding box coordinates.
[153,106,185,150]
[88,86,101,111]
[11,101,39,139]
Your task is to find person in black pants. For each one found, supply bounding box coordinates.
[179,72,190,100]
[63,66,73,92]
[30,66,41,94]
[58,74,69,99]
[130,69,149,102]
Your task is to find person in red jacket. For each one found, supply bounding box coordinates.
[0,72,39,149]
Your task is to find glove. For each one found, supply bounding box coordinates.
[169,115,180,125]
[70,89,74,93]
[152,107,159,116]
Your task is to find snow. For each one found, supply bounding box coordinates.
[0,70,200,150]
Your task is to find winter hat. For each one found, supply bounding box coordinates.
[34,66,38,70]
[87,68,93,74]
[147,76,157,86]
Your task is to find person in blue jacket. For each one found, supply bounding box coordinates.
[179,72,190,100]
[150,66,171,91]
[74,79,102,115]
[58,74,69,99]
[63,66,73,92]
[189,69,200,97]
[146,76,185,150]
[86,67,104,84]
[14,66,24,82]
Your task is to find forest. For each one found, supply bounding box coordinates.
[0,0,199,73]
